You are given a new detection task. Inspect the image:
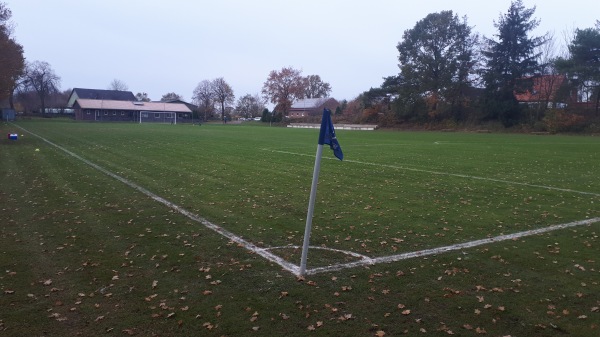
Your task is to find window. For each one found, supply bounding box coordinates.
[141,112,148,118]
[113,111,117,115]
[104,111,108,116]
[121,111,125,116]
[155,113,160,118]
[86,110,91,115]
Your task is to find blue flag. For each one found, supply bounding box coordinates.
[318,108,343,161]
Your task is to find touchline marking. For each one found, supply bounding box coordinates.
[305,217,600,275]
[262,148,600,197]
[16,125,300,275]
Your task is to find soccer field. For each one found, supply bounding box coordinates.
[1,119,599,336]
[10,120,600,270]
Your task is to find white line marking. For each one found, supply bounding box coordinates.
[262,148,600,197]
[305,217,600,275]
[16,125,599,277]
[266,246,374,262]
[16,126,300,275]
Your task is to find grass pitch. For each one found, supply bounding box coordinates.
[1,119,599,336]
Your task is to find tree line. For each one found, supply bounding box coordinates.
[2,1,599,131]
[350,0,600,132]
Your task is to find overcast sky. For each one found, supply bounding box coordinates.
[7,0,599,103]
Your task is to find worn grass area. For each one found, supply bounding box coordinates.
[0,119,599,336]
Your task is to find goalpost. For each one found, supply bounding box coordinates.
[139,111,177,124]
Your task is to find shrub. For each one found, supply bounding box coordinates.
[542,110,586,133]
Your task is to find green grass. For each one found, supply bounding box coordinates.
[1,119,599,336]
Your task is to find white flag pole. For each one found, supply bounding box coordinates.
[299,143,324,276]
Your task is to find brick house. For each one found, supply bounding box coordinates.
[514,75,571,108]
[288,98,339,119]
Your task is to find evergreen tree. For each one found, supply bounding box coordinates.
[482,0,547,126]
[556,25,600,115]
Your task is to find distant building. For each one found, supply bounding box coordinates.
[514,75,570,108]
[73,99,192,123]
[288,98,339,118]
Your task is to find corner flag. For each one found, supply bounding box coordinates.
[318,109,343,160]
[299,108,344,275]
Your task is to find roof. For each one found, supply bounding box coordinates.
[163,99,198,110]
[514,75,566,102]
[71,88,136,101]
[290,98,331,109]
[75,99,192,113]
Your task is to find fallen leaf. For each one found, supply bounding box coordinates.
[122,328,137,335]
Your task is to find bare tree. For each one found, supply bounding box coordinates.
[22,61,61,114]
[192,80,215,122]
[262,67,306,116]
[108,79,129,91]
[304,74,332,98]
[529,31,565,119]
[212,77,235,123]
[235,93,266,119]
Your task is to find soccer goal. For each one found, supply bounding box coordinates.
[139,111,178,124]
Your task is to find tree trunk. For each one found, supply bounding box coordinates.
[595,87,600,117]
[221,102,226,123]
[8,90,15,110]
